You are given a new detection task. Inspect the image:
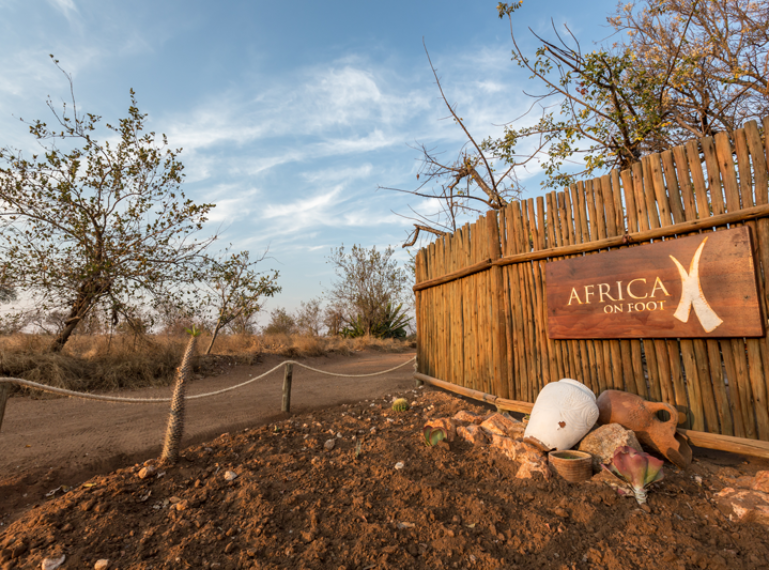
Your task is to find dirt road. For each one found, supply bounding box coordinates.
[0,351,415,519]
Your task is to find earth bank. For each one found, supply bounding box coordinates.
[2,387,769,570]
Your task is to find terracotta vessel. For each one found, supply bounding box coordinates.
[548,450,593,483]
[596,390,692,468]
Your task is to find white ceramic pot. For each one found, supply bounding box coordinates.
[523,378,599,451]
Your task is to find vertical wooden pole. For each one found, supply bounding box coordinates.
[282,363,293,413]
[0,382,10,435]
[487,210,509,399]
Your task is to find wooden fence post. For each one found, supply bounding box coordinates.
[487,210,510,399]
[282,363,293,413]
[0,383,10,435]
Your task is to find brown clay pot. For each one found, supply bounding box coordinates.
[596,390,692,468]
[548,450,593,483]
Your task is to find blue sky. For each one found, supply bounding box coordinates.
[0,0,620,322]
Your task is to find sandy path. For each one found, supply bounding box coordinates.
[0,351,416,517]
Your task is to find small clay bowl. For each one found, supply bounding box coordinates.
[548,450,593,483]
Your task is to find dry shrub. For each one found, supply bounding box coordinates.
[0,332,413,395]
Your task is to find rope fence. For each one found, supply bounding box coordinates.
[0,349,417,464]
[0,356,417,403]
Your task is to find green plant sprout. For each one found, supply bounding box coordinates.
[185,325,202,337]
[603,446,664,505]
[423,426,447,447]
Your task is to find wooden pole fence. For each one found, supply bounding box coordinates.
[282,363,293,414]
[413,118,769,449]
[414,202,769,293]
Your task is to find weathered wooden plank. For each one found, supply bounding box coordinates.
[733,128,753,208]
[673,144,698,221]
[632,162,651,232]
[649,153,673,227]
[515,202,534,400]
[661,150,686,224]
[535,196,555,388]
[702,136,726,216]
[620,170,639,234]
[685,139,711,218]
[745,120,768,205]
[487,210,509,399]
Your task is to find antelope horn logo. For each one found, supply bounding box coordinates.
[669,236,723,333]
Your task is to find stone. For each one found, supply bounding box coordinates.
[714,488,769,525]
[456,424,489,445]
[423,418,456,443]
[578,424,643,470]
[516,459,552,480]
[223,470,238,482]
[94,560,110,570]
[479,413,522,437]
[41,556,65,570]
[175,500,189,511]
[324,439,336,451]
[452,411,488,425]
[8,541,28,559]
[753,471,769,494]
[138,465,156,480]
[487,433,545,463]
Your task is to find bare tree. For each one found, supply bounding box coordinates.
[295,297,324,337]
[609,0,769,139]
[381,43,530,247]
[389,0,769,244]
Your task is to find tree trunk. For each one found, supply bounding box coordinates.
[206,321,223,355]
[49,312,84,353]
[48,278,109,353]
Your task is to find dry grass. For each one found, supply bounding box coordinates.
[0,332,414,396]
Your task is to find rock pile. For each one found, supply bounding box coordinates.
[715,471,769,525]
[426,411,551,480]
[426,410,652,483]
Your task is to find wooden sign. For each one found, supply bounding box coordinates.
[546,227,764,339]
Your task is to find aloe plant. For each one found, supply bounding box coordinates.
[423,426,447,447]
[392,398,410,412]
[603,446,664,505]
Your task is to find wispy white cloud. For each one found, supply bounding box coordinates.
[204,185,261,224]
[262,186,344,222]
[302,163,373,185]
[46,0,78,22]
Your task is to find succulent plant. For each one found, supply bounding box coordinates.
[603,446,664,505]
[392,398,410,412]
[423,425,447,447]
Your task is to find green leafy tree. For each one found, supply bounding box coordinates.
[263,307,297,336]
[492,0,769,187]
[201,249,280,354]
[0,59,216,352]
[327,244,410,337]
